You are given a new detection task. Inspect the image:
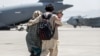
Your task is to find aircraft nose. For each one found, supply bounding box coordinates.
[63,4,73,10]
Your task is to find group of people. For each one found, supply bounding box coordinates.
[26,4,63,56]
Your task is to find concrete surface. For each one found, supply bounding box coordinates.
[0,26,100,56]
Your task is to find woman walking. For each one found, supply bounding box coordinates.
[26,10,42,56]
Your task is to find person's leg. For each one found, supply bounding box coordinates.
[49,49,53,56]
[33,47,41,56]
[40,40,50,56]
[40,49,49,56]
[49,44,58,56]
[30,52,35,56]
[49,39,58,56]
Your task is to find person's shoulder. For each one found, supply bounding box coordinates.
[52,14,56,16]
[51,14,58,18]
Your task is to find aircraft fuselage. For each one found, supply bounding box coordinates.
[0,2,73,29]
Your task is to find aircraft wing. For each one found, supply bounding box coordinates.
[39,0,63,2]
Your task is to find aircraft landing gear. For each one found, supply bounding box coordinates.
[73,25,77,28]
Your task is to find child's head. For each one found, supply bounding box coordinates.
[56,11,63,19]
[32,10,42,19]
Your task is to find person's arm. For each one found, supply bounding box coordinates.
[27,20,33,26]
[54,15,62,26]
[27,16,41,26]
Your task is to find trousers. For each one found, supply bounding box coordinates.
[40,39,58,56]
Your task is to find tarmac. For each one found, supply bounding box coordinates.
[0,25,100,56]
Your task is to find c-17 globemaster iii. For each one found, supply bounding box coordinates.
[0,0,73,30]
[67,16,100,28]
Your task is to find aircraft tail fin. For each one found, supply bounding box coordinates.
[39,0,63,2]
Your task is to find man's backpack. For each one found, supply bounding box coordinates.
[37,14,55,40]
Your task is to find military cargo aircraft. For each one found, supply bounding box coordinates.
[67,16,100,28]
[0,0,73,30]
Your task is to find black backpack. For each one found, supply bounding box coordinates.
[37,14,55,40]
